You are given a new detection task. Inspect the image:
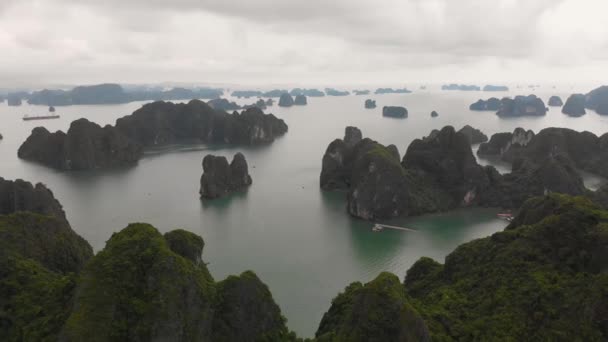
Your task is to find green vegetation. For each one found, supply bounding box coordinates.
[63,223,217,341]
[316,272,430,341]
[405,194,608,341]
[3,194,608,340]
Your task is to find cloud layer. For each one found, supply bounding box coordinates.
[1,0,607,87]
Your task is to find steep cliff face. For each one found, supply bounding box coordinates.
[18,119,143,170]
[200,153,253,199]
[457,125,487,144]
[0,177,67,221]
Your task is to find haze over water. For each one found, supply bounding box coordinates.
[1,86,607,336]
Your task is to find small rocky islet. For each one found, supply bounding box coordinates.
[200,152,252,199]
[17,100,288,170]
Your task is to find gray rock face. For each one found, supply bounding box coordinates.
[548,95,563,107]
[19,100,288,170]
[0,177,67,221]
[458,125,487,144]
[18,119,143,171]
[477,128,534,158]
[200,153,253,199]
[278,93,294,107]
[496,95,547,117]
[344,126,362,147]
[562,94,586,116]
[293,94,307,105]
[585,85,608,115]
[382,106,408,118]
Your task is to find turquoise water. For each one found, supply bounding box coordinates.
[1,86,607,336]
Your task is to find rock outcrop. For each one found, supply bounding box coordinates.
[458,125,488,144]
[364,99,376,109]
[200,153,252,199]
[562,94,586,116]
[477,127,534,157]
[585,85,608,115]
[496,95,547,117]
[430,111,438,117]
[18,119,143,170]
[0,177,67,221]
[548,95,563,106]
[278,93,294,107]
[294,94,307,105]
[208,98,242,111]
[316,272,430,342]
[382,106,408,118]
[469,97,501,111]
[19,101,288,170]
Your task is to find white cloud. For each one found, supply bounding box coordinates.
[0,0,606,87]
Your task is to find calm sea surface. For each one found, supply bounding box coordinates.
[1,86,607,336]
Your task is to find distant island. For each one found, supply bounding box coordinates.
[325,88,350,96]
[353,90,370,95]
[441,84,481,91]
[289,88,324,97]
[26,84,223,106]
[382,106,408,118]
[482,85,509,91]
[374,88,412,94]
[18,101,288,170]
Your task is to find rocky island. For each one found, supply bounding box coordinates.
[382,106,408,118]
[321,125,599,220]
[290,88,324,97]
[430,110,438,117]
[364,99,376,109]
[548,95,564,106]
[18,100,288,170]
[278,93,295,107]
[585,85,608,114]
[562,94,586,116]
[2,177,608,340]
[7,94,22,106]
[294,94,307,105]
[469,97,501,111]
[325,88,350,96]
[496,95,547,117]
[353,90,370,95]
[200,153,252,199]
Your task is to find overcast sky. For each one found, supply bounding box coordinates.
[0,0,607,88]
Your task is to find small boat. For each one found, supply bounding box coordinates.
[23,114,60,121]
[372,224,384,232]
[497,212,514,221]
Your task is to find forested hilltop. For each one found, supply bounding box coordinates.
[1,177,607,341]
